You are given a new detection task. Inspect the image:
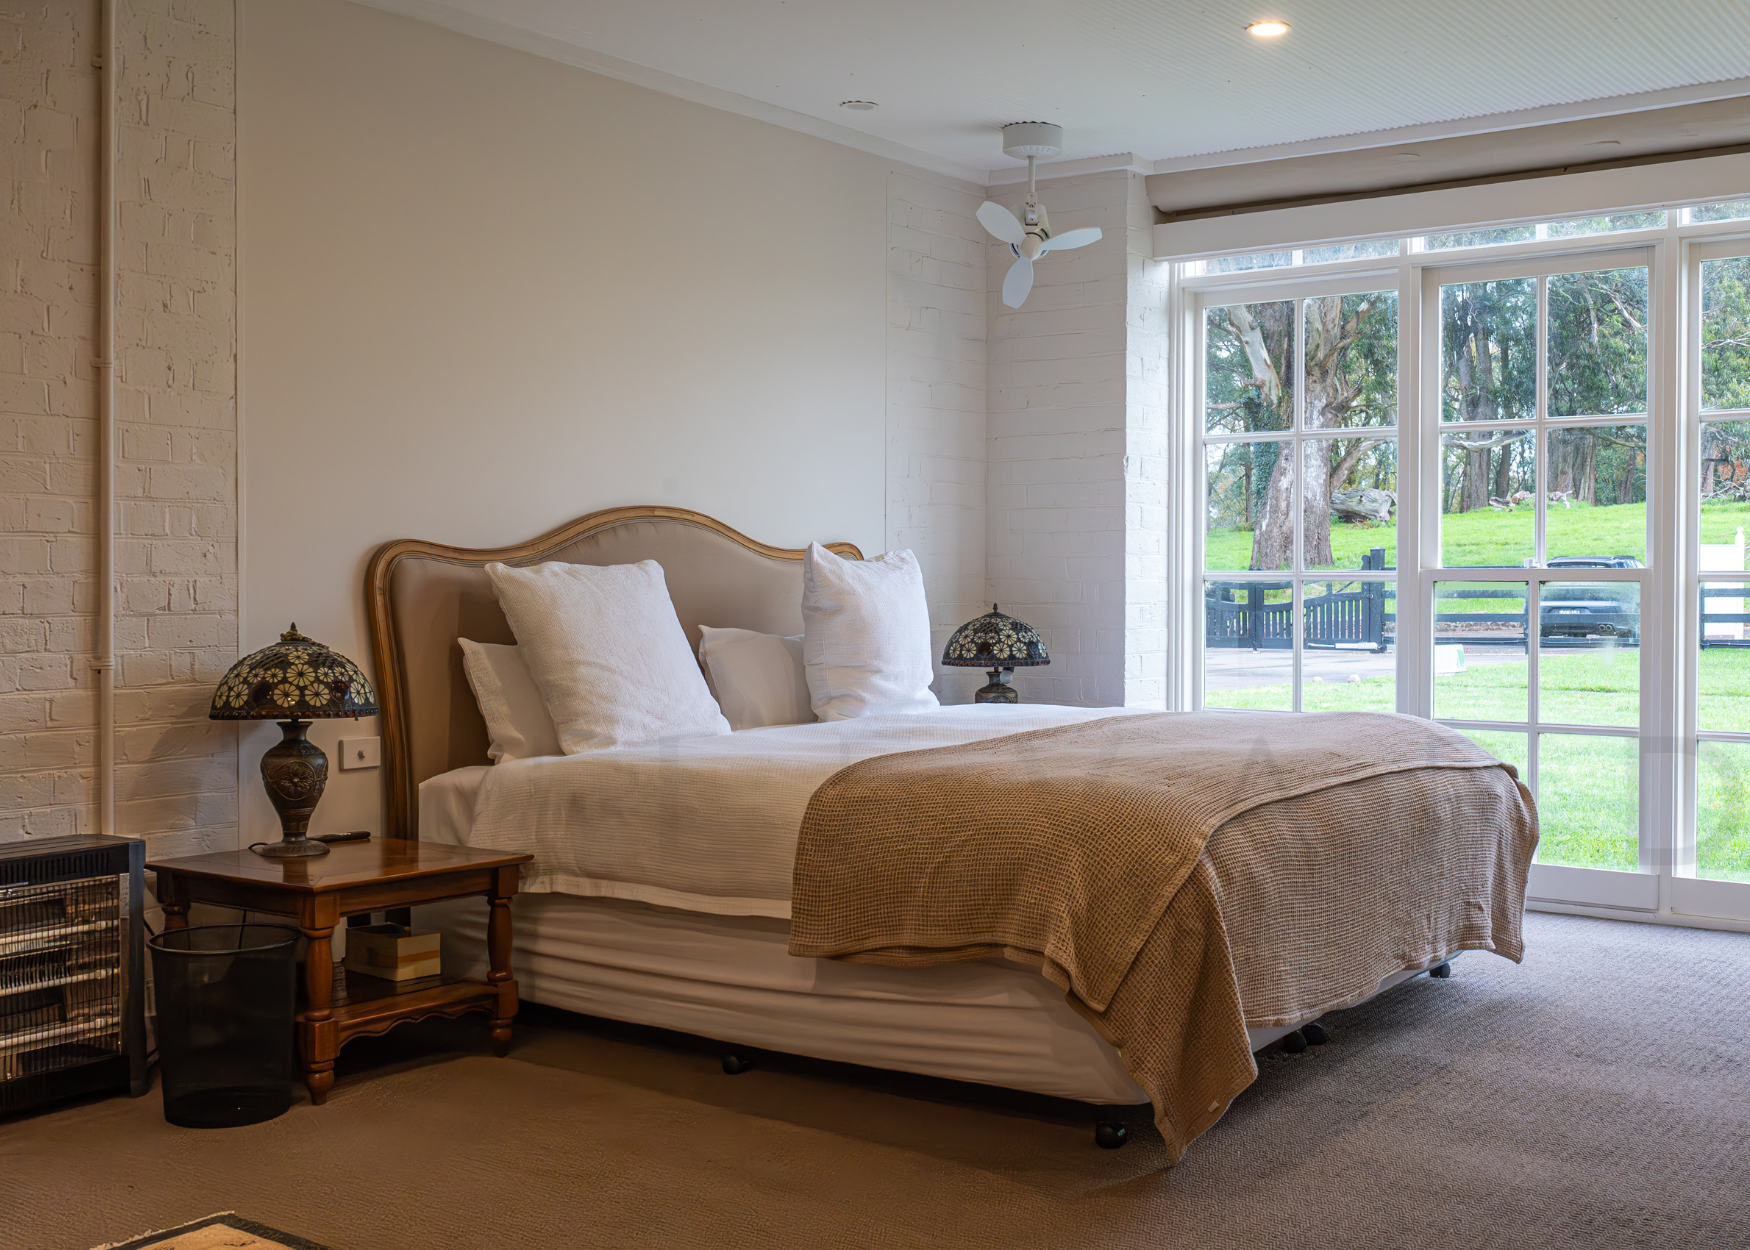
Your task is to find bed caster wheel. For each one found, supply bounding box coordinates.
[721,1053,755,1075]
[1302,1022,1329,1046]
[1094,1120,1129,1150]
[1280,1029,1307,1054]
[1429,961,1452,979]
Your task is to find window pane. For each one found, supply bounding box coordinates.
[1700,421,1750,514]
[1424,226,1537,250]
[1205,251,1294,274]
[1539,582,1639,727]
[1697,740,1750,882]
[1544,425,1647,564]
[1701,256,1750,411]
[1690,200,1750,224]
[1698,582,1750,733]
[1300,240,1399,264]
[1536,733,1638,871]
[1544,212,1665,238]
[1441,278,1536,423]
[1206,441,1292,571]
[1305,437,1396,571]
[1441,429,1535,566]
[1303,580,1395,713]
[1434,580,1529,722]
[1304,291,1397,429]
[1547,268,1648,417]
[1456,728,1529,778]
[1204,582,1292,711]
[1206,301,1294,433]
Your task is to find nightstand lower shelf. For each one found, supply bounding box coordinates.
[303,969,513,1048]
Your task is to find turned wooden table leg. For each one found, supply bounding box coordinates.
[158,875,190,931]
[299,917,338,1105]
[486,868,517,1057]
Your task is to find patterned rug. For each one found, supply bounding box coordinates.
[94,1213,332,1250]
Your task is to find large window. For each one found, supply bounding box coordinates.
[1178,198,1750,924]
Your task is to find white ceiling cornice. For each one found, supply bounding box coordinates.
[347,0,990,185]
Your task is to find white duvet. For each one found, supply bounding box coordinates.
[426,704,1145,919]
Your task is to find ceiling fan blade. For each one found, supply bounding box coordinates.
[977,200,1027,246]
[1002,255,1034,308]
[1041,226,1102,253]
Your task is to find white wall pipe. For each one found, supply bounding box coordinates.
[96,0,117,838]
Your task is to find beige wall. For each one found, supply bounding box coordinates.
[238,0,985,840]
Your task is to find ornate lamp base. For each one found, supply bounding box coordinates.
[974,668,1019,704]
[256,719,331,859]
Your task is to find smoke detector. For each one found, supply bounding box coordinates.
[1002,122,1063,160]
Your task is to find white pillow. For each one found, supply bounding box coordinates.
[697,626,814,731]
[458,639,562,762]
[484,559,731,752]
[800,542,939,722]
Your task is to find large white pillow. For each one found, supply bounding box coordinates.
[697,626,814,731]
[484,559,730,752]
[457,639,562,761]
[800,542,939,721]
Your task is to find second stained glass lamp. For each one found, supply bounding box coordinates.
[941,604,1050,704]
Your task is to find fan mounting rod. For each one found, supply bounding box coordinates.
[1002,122,1062,204]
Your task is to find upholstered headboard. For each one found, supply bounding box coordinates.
[364,505,862,840]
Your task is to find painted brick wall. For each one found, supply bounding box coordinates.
[985,169,1167,708]
[0,0,237,852]
[886,167,987,703]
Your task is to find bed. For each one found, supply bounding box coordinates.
[365,505,1536,1155]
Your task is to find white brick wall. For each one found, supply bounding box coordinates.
[886,167,987,703]
[0,0,237,852]
[985,170,1167,708]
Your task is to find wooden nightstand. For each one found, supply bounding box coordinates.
[148,840,533,1105]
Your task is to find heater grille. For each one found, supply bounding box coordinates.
[0,837,146,1116]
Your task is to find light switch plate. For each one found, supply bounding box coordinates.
[339,736,381,770]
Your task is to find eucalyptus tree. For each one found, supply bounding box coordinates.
[1206,294,1397,569]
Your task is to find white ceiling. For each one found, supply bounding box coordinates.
[356,0,1750,183]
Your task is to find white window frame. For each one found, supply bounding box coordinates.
[1168,202,1750,932]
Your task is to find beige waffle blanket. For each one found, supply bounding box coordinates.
[788,710,1537,1164]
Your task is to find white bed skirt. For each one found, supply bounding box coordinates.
[418,893,1435,1107]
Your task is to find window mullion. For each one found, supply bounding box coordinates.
[1535,274,1549,568]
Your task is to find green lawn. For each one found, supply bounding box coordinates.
[1203,499,1750,877]
[1207,499,1750,572]
[1208,648,1750,878]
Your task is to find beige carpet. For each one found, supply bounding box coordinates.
[7,912,1750,1249]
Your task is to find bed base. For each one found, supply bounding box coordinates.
[714,955,1461,1150]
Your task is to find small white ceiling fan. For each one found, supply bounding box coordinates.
[976,122,1102,309]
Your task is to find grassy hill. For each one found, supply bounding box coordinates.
[1205,498,1750,571]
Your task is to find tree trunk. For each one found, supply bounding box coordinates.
[1251,445,1295,570]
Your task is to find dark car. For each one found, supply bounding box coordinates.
[1533,556,1642,643]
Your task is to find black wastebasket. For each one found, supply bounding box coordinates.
[147,923,299,1127]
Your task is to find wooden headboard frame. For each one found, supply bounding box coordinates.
[364,505,862,840]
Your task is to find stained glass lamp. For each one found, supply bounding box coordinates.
[941,604,1050,704]
[209,625,378,859]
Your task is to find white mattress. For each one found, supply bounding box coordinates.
[419,704,1144,918]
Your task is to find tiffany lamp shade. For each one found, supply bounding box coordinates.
[940,604,1050,704]
[209,625,378,859]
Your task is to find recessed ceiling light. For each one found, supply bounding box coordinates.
[840,100,878,111]
[1247,19,1290,37]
